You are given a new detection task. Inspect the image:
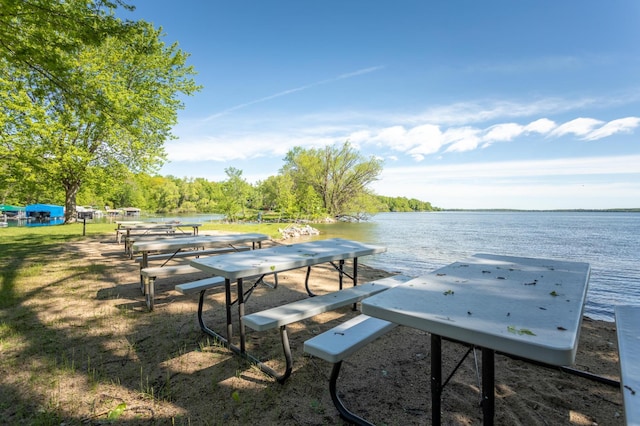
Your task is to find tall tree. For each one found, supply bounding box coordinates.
[1,20,200,222]
[0,0,133,93]
[282,142,383,217]
[219,167,251,221]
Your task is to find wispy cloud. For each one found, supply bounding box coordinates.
[550,118,604,138]
[582,117,640,140]
[368,116,640,159]
[204,65,385,121]
[372,155,640,209]
[379,155,640,180]
[167,114,640,163]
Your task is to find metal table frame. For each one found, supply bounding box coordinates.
[362,253,591,425]
[190,238,386,382]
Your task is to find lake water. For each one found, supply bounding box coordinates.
[312,211,640,322]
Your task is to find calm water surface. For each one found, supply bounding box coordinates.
[313,211,640,322]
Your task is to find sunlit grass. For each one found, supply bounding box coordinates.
[0,220,284,248]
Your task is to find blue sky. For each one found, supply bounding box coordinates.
[123,1,640,209]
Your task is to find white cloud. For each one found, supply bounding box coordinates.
[482,123,524,143]
[550,117,604,137]
[371,155,640,209]
[443,127,482,153]
[524,118,556,134]
[166,112,638,163]
[582,117,640,141]
[375,181,640,210]
[169,89,640,164]
[379,155,640,180]
[409,97,597,126]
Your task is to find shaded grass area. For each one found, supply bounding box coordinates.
[0,225,288,424]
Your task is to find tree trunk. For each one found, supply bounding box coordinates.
[63,181,80,224]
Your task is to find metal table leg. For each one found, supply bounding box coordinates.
[431,334,442,426]
[482,348,495,425]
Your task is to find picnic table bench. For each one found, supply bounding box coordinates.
[140,247,251,309]
[189,238,388,382]
[239,274,412,382]
[615,305,640,426]
[304,314,399,425]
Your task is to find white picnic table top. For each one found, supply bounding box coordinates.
[120,222,202,230]
[615,305,640,426]
[362,253,591,366]
[131,233,269,253]
[189,237,386,280]
[115,220,144,227]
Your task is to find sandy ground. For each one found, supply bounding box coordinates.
[2,234,625,425]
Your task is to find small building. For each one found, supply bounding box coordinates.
[123,207,141,217]
[26,204,65,221]
[76,206,103,219]
[0,204,26,219]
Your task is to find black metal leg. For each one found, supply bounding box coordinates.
[482,348,495,425]
[352,257,358,310]
[277,326,293,384]
[237,278,246,353]
[197,289,229,346]
[196,286,290,383]
[304,266,316,296]
[431,334,442,426]
[329,362,375,426]
[225,279,233,340]
[353,257,358,286]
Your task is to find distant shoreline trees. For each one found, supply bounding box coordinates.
[1,142,439,221]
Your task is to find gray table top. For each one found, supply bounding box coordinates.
[190,238,386,280]
[362,253,590,366]
[132,233,269,252]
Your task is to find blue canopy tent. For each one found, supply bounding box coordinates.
[26,204,64,221]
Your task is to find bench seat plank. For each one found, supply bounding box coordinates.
[242,274,413,331]
[141,264,201,278]
[176,276,225,295]
[304,315,397,363]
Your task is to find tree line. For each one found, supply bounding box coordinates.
[5,141,438,221]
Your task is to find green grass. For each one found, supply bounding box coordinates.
[0,221,285,264]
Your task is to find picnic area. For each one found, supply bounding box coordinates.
[0,230,626,425]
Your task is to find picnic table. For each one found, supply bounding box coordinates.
[131,233,268,269]
[132,233,270,309]
[361,253,590,425]
[116,222,202,248]
[189,237,387,379]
